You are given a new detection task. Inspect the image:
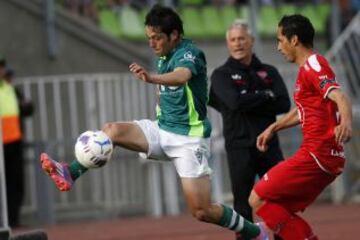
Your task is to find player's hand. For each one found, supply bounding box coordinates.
[334,121,352,144]
[256,126,275,152]
[129,63,153,83]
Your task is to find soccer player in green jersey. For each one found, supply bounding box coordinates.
[40,5,268,240]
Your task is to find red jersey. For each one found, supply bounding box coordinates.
[294,53,345,175]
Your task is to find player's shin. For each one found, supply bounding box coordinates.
[68,160,88,181]
[218,204,260,239]
[256,202,317,240]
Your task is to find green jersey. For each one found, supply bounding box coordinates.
[156,39,211,138]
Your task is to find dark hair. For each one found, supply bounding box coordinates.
[278,14,314,48]
[145,4,184,37]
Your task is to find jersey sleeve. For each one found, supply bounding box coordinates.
[172,49,200,76]
[306,54,340,99]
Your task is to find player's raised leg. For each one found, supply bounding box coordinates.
[102,121,149,153]
[181,176,269,240]
[40,153,73,191]
[40,121,149,191]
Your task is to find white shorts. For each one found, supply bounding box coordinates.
[134,119,212,178]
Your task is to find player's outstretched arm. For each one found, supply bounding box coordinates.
[327,88,353,144]
[257,107,299,152]
[129,63,191,86]
[129,63,151,82]
[149,67,191,86]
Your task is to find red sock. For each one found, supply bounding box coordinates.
[256,202,292,231]
[256,202,318,240]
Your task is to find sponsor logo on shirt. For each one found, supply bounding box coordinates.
[330,149,345,158]
[168,86,181,91]
[159,84,183,95]
[181,51,196,63]
[231,74,242,80]
[232,74,246,85]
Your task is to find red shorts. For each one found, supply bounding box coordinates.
[254,148,336,213]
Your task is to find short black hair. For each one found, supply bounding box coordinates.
[145,4,184,37]
[278,14,314,48]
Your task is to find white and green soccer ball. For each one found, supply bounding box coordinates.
[75,130,113,168]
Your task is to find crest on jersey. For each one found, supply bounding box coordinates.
[181,51,196,63]
[256,71,268,79]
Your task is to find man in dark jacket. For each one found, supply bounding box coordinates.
[209,19,290,240]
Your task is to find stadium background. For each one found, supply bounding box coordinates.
[0,0,359,239]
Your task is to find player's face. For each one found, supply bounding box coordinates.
[277,27,296,63]
[226,27,254,62]
[145,26,177,57]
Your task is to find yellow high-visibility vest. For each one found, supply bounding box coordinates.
[0,80,22,144]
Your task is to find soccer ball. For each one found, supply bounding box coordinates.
[74,130,113,168]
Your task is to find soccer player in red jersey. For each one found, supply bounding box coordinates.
[249,14,353,240]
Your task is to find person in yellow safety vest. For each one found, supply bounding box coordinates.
[0,57,23,227]
[4,68,34,134]
[0,69,22,143]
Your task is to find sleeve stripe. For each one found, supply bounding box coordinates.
[323,85,340,99]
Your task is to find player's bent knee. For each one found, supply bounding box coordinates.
[102,122,114,136]
[249,191,263,211]
[102,122,125,140]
